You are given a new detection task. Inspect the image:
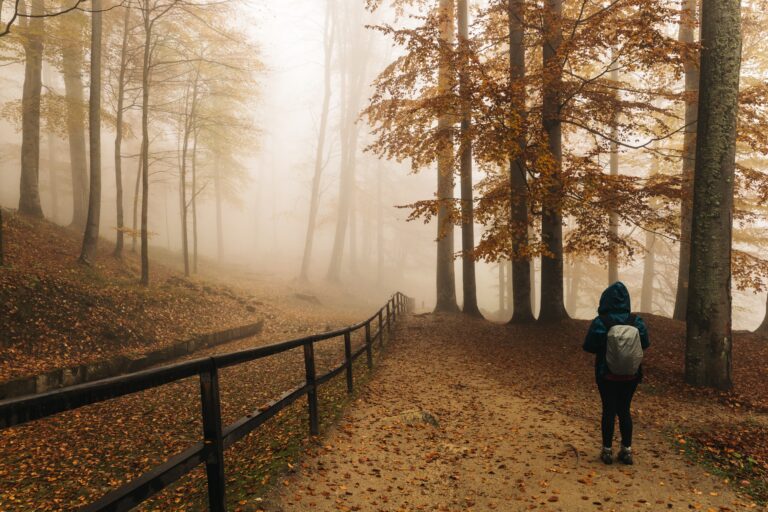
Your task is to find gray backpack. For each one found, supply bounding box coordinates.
[601,314,643,376]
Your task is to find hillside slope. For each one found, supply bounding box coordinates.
[3,213,383,384]
[0,212,264,382]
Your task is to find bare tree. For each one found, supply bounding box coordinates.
[79,0,103,264]
[326,3,371,282]
[300,0,335,281]
[113,3,133,258]
[60,10,89,228]
[18,0,45,218]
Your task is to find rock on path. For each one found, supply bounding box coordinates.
[264,315,747,512]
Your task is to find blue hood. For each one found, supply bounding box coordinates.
[598,281,631,315]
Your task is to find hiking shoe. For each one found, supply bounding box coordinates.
[618,446,634,465]
[600,448,613,465]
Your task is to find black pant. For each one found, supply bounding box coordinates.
[597,378,638,448]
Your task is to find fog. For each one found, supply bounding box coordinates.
[0,0,765,327]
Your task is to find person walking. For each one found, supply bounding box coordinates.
[583,282,650,465]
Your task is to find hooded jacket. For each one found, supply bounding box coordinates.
[582,282,650,382]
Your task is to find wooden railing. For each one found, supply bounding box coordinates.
[0,292,413,512]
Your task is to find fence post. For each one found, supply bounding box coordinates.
[303,341,319,436]
[344,332,353,394]
[386,302,392,335]
[200,364,227,512]
[364,321,373,369]
[378,309,384,347]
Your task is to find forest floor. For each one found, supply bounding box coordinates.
[2,212,768,511]
[265,314,768,512]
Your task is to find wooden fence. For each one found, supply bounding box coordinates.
[0,292,412,511]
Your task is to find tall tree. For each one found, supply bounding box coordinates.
[685,0,741,390]
[18,0,45,217]
[179,66,200,277]
[139,0,153,285]
[327,3,371,282]
[59,11,89,228]
[538,0,569,322]
[607,53,619,285]
[457,0,480,316]
[434,0,459,312]
[508,0,534,322]
[673,0,700,321]
[640,231,656,313]
[79,0,103,264]
[137,0,180,285]
[113,3,132,258]
[300,0,335,281]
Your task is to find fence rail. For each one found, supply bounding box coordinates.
[0,292,413,512]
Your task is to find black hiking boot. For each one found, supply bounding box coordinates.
[600,447,613,465]
[618,446,634,465]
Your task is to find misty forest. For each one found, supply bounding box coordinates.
[0,0,767,510]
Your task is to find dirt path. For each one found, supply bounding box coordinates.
[266,314,752,512]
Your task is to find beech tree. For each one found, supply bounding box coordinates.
[673,0,700,321]
[457,0,480,316]
[685,0,742,390]
[112,3,134,258]
[17,0,45,218]
[79,0,103,264]
[327,1,373,282]
[300,0,336,281]
[507,0,534,323]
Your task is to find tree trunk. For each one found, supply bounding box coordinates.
[18,0,45,218]
[62,23,89,228]
[349,186,358,275]
[567,256,582,315]
[457,0,480,317]
[79,0,103,264]
[640,231,656,313]
[47,128,59,222]
[755,293,768,335]
[684,0,741,390]
[434,0,459,313]
[140,7,151,286]
[498,260,505,315]
[179,73,199,277]
[132,150,142,253]
[43,64,60,222]
[538,0,569,322]
[673,0,700,321]
[508,0,534,322]
[327,15,370,282]
[191,127,198,274]
[300,0,335,281]
[214,155,223,262]
[113,4,131,258]
[607,54,619,285]
[0,209,4,267]
[376,161,383,287]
